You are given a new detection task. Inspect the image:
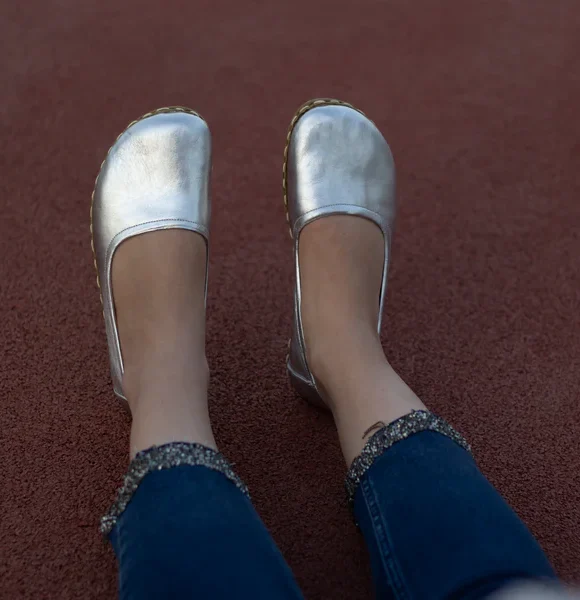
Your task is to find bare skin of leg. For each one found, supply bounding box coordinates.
[298,215,427,466]
[111,230,216,459]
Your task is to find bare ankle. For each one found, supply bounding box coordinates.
[306,325,383,406]
[326,357,428,465]
[123,353,210,411]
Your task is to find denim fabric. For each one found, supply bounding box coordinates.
[110,465,304,599]
[110,431,557,599]
[354,431,557,599]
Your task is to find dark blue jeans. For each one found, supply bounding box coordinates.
[109,431,557,599]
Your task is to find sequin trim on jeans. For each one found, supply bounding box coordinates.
[100,442,249,536]
[345,410,472,513]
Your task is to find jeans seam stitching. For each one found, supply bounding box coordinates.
[116,515,132,600]
[361,476,411,600]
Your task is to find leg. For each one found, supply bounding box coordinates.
[299,216,559,599]
[105,230,304,600]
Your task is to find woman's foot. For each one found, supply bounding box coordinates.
[91,108,215,458]
[112,230,216,457]
[299,216,426,465]
[284,100,426,465]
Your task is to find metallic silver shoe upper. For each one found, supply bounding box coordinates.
[91,109,211,400]
[285,101,396,402]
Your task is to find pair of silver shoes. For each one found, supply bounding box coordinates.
[91,99,396,407]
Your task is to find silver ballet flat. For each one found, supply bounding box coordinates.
[283,98,396,408]
[91,107,211,404]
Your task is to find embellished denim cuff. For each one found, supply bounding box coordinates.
[345,410,472,513]
[100,442,249,537]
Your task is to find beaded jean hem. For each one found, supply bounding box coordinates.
[344,409,472,512]
[100,442,249,537]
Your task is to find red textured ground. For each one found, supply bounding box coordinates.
[1,1,580,598]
